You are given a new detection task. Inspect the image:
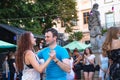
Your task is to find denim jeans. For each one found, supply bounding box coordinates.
[2,72,10,80]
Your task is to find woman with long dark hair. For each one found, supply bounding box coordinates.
[102,27,120,80]
[7,51,16,80]
[83,48,95,80]
[15,32,55,80]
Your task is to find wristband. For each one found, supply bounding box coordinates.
[55,60,59,63]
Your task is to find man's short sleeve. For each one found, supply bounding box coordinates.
[37,51,43,59]
[61,48,69,59]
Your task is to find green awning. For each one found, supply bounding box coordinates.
[63,41,90,51]
[0,40,16,48]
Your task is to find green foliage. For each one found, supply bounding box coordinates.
[68,31,83,41]
[65,25,72,33]
[0,0,77,35]
[102,29,107,35]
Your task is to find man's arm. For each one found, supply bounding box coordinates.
[53,58,71,73]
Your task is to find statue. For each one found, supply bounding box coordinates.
[96,34,106,53]
[88,3,102,51]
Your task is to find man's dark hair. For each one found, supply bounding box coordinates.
[45,28,58,38]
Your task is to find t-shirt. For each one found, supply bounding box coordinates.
[85,54,95,65]
[37,45,69,80]
[100,54,108,69]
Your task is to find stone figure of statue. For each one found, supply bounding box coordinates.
[88,3,102,51]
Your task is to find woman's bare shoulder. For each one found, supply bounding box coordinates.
[112,39,120,49]
[25,50,34,56]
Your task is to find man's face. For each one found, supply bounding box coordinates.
[45,31,56,46]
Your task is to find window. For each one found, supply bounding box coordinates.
[105,12,114,28]
[104,0,113,3]
[83,12,89,24]
[70,19,77,26]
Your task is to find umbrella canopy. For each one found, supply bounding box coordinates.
[63,41,90,51]
[0,40,17,52]
[0,40,16,48]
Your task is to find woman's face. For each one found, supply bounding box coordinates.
[73,51,79,56]
[30,33,36,45]
[85,48,90,54]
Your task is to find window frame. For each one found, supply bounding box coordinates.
[105,12,115,28]
[83,12,89,24]
[104,0,113,4]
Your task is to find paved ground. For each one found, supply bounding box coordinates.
[42,71,99,80]
[81,70,99,80]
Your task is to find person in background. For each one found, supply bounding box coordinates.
[66,48,75,80]
[33,45,45,80]
[39,40,45,50]
[102,27,120,80]
[7,52,17,80]
[105,59,113,80]
[98,51,109,80]
[34,42,45,80]
[37,28,70,80]
[2,54,10,80]
[15,32,55,80]
[83,48,95,80]
[73,48,83,80]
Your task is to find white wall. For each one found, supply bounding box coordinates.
[91,0,120,28]
[76,0,91,32]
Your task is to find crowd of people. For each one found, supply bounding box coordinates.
[1,27,120,80]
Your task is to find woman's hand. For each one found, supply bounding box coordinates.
[84,54,88,59]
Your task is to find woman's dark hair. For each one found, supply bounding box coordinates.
[16,31,33,71]
[66,48,72,58]
[73,48,79,53]
[84,47,93,55]
[102,27,119,55]
[66,48,71,53]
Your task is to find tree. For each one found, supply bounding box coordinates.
[0,0,77,35]
[68,31,83,41]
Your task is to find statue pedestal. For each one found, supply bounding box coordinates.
[92,49,98,53]
[92,48,102,53]
[92,50,101,64]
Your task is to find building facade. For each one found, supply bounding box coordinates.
[91,0,120,28]
[52,0,120,43]
[76,0,91,43]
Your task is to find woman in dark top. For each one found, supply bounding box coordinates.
[102,27,120,80]
[7,52,16,80]
[73,48,83,80]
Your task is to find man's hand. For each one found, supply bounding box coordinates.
[49,49,56,59]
